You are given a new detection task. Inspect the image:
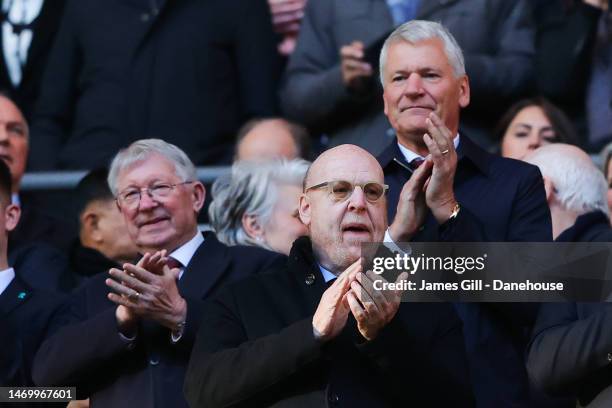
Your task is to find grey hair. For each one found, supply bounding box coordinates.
[379,20,465,84]
[209,159,310,249]
[107,139,197,195]
[526,146,609,217]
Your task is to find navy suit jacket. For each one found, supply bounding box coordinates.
[378,136,552,407]
[528,211,612,407]
[0,277,66,388]
[32,232,284,408]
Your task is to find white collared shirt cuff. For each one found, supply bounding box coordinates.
[383,228,411,255]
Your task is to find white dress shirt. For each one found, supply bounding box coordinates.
[2,0,44,86]
[0,266,15,296]
[318,264,337,283]
[397,134,460,164]
[169,231,204,280]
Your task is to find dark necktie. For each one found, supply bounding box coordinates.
[409,157,425,171]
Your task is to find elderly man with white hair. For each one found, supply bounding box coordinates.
[525,144,612,408]
[32,139,284,408]
[524,143,610,241]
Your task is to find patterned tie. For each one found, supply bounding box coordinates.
[386,0,420,26]
[409,157,425,171]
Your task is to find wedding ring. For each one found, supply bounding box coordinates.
[128,291,140,302]
[441,149,450,155]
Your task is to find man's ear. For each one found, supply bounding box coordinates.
[458,75,470,108]
[81,211,103,243]
[542,176,555,204]
[298,194,311,226]
[192,182,206,212]
[241,214,264,241]
[4,203,20,233]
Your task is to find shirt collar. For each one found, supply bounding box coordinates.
[318,264,337,283]
[169,232,204,270]
[397,134,460,163]
[0,267,15,296]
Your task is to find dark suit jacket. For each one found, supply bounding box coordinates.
[0,276,66,388]
[528,211,612,407]
[32,232,284,408]
[378,136,552,407]
[0,0,66,119]
[29,0,280,170]
[185,236,475,408]
[280,0,535,155]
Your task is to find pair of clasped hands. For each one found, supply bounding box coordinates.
[313,258,409,342]
[105,251,187,336]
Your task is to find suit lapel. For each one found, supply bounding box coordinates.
[178,232,230,300]
[22,0,60,84]
[0,278,30,315]
[288,237,330,314]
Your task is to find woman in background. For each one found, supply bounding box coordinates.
[495,97,579,160]
[209,159,309,256]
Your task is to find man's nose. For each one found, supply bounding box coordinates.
[137,189,159,210]
[404,73,425,97]
[347,186,367,211]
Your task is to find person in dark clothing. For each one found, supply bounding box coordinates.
[69,168,138,281]
[0,0,66,120]
[28,0,281,170]
[185,144,475,408]
[534,0,610,150]
[526,143,612,407]
[0,157,66,390]
[33,139,284,408]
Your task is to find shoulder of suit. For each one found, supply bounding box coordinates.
[484,154,543,181]
[226,244,286,264]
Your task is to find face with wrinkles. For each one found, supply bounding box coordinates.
[299,145,387,273]
[382,38,469,145]
[115,154,204,253]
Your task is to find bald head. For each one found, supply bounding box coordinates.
[304,145,385,191]
[300,144,387,273]
[236,118,310,162]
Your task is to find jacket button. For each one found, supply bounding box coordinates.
[141,13,150,22]
[149,357,159,366]
[305,273,316,285]
[328,393,340,405]
[607,353,612,362]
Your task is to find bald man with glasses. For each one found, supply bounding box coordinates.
[185,144,474,408]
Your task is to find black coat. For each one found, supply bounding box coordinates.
[29,0,280,170]
[0,0,66,119]
[32,232,284,408]
[0,276,66,388]
[528,211,612,406]
[185,236,475,408]
[378,136,553,407]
